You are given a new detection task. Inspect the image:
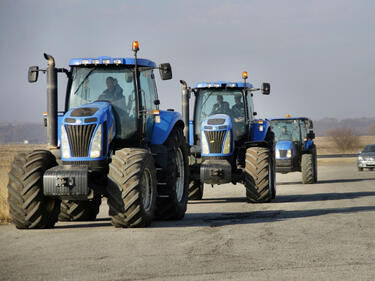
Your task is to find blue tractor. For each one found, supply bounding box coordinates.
[270,116,317,184]
[180,72,276,202]
[7,41,189,229]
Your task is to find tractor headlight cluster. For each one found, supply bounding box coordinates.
[275,149,280,159]
[90,124,102,158]
[61,125,71,159]
[222,132,231,154]
[286,149,292,158]
[201,131,209,155]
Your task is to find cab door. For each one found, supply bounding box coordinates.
[139,69,158,142]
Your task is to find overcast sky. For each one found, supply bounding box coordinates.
[0,0,374,123]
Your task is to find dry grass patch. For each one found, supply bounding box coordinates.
[315,136,375,155]
[0,144,46,223]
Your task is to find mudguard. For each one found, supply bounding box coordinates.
[250,119,271,142]
[304,139,313,151]
[151,110,184,145]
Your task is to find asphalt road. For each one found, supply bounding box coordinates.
[1,161,375,281]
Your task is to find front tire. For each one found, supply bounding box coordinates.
[244,147,274,203]
[7,150,60,229]
[155,127,189,220]
[58,196,101,221]
[107,148,157,228]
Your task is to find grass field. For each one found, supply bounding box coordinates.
[1,136,375,223]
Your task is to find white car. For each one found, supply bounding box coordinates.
[357,144,375,171]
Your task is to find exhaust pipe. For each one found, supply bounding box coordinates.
[180,80,190,141]
[44,53,58,147]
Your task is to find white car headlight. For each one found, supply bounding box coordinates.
[358,156,363,161]
[275,149,280,159]
[61,125,71,159]
[90,124,102,158]
[222,131,231,154]
[201,131,209,155]
[286,149,292,158]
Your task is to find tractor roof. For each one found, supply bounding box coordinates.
[69,56,156,67]
[193,81,254,89]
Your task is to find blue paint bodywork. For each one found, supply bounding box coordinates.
[250,120,270,142]
[151,110,184,145]
[201,114,233,157]
[59,102,115,162]
[69,57,156,67]
[275,140,294,159]
[194,81,254,89]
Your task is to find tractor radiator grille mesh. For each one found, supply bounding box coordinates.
[204,130,226,154]
[65,124,96,157]
[279,150,288,158]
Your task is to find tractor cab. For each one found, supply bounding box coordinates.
[192,81,255,149]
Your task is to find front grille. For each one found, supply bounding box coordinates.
[204,130,226,154]
[65,124,96,157]
[279,150,288,157]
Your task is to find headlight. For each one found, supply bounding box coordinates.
[358,156,363,161]
[222,131,231,154]
[61,125,71,159]
[286,149,292,158]
[90,124,102,158]
[275,149,280,159]
[201,131,209,155]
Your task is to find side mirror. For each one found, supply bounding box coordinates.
[307,131,315,139]
[154,99,160,105]
[262,82,270,95]
[159,63,172,80]
[28,66,39,83]
[253,112,257,116]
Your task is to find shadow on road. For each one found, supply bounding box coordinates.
[188,197,247,204]
[277,177,375,185]
[153,205,375,228]
[274,191,375,203]
[54,217,112,229]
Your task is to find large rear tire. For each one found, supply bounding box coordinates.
[58,196,101,221]
[244,147,274,203]
[155,127,189,220]
[188,180,204,200]
[302,153,314,184]
[7,150,60,229]
[107,148,157,228]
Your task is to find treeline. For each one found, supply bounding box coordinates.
[314,117,375,136]
[0,123,46,144]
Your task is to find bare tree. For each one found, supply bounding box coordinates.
[326,127,360,153]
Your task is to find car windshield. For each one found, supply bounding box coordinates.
[271,119,301,142]
[67,66,137,140]
[194,89,246,140]
[363,145,375,152]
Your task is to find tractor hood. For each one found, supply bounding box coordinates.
[59,102,115,162]
[64,102,114,125]
[276,140,294,151]
[202,114,232,129]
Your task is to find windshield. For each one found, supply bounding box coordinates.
[67,66,137,140]
[271,119,301,142]
[363,145,375,153]
[195,89,246,140]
